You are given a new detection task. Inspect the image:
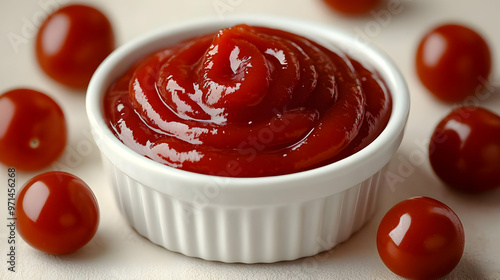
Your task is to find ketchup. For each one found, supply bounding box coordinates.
[104,25,391,177]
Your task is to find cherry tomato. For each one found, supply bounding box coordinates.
[35,4,114,89]
[0,89,66,171]
[15,172,99,255]
[415,24,491,103]
[429,106,500,193]
[377,197,465,279]
[322,0,382,15]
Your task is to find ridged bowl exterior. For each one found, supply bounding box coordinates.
[105,157,386,263]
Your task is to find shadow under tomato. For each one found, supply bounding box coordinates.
[479,83,500,105]
[56,231,109,262]
[446,254,488,280]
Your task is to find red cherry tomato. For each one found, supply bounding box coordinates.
[0,89,66,171]
[377,197,465,279]
[416,24,491,103]
[322,0,382,15]
[429,106,500,193]
[15,172,99,255]
[35,4,114,89]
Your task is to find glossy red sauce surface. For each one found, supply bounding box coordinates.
[104,25,392,177]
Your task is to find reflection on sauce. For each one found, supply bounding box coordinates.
[104,25,392,177]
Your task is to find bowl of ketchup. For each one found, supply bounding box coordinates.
[86,15,409,263]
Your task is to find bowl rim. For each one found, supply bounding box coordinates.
[86,15,410,197]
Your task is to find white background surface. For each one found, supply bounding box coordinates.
[1,0,500,279]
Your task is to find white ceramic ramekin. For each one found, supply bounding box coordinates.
[86,15,409,263]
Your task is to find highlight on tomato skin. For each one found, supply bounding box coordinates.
[377,196,465,280]
[35,4,115,89]
[0,88,67,171]
[15,172,99,255]
[415,23,491,103]
[429,106,500,193]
